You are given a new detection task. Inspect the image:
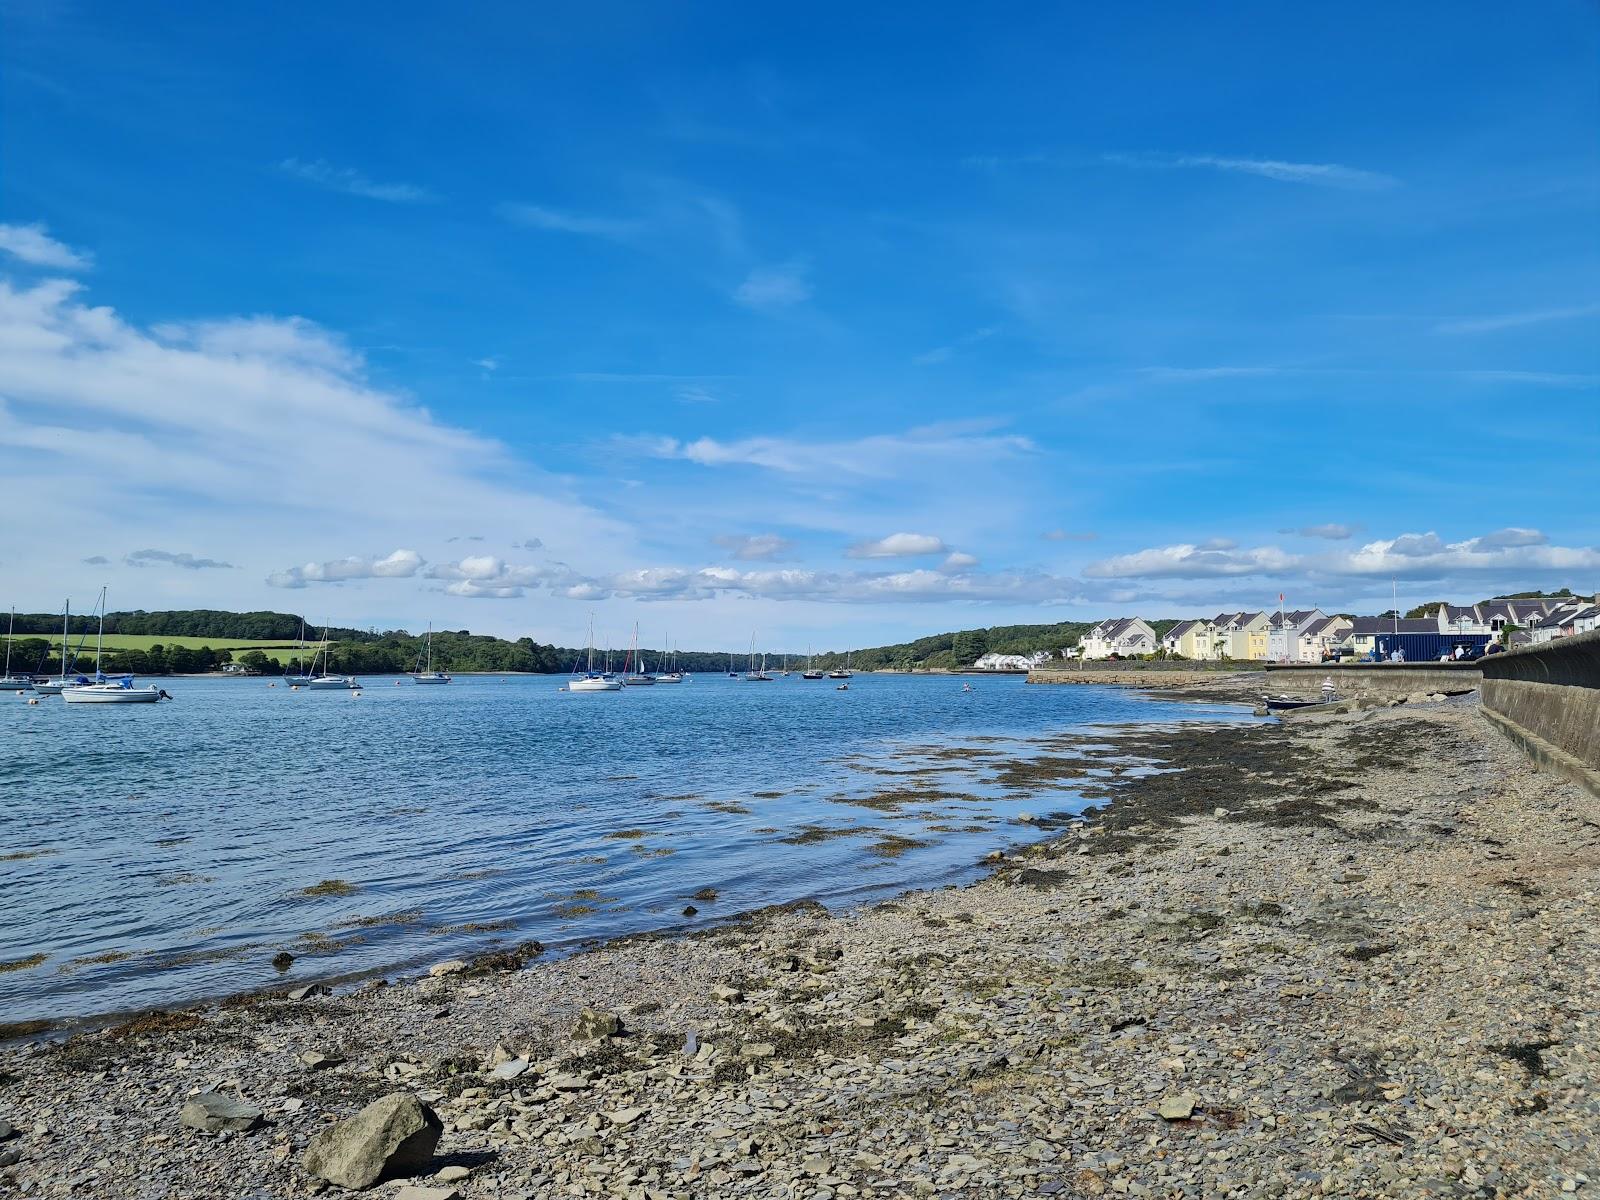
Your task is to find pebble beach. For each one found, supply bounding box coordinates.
[1,688,1595,1198]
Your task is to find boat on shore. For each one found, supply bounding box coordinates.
[410,623,451,685]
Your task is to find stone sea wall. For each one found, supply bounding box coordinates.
[1479,627,1600,797]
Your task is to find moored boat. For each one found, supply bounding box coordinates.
[568,615,623,691]
[410,623,452,684]
[60,589,167,703]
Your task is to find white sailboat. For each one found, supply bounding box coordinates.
[31,600,90,694]
[622,623,655,685]
[283,619,313,686]
[62,589,165,703]
[304,627,360,689]
[0,607,32,691]
[569,615,622,691]
[410,623,451,684]
[744,633,773,681]
[654,633,684,683]
[827,650,853,680]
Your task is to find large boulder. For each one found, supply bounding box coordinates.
[302,1092,441,1190]
[571,1008,621,1040]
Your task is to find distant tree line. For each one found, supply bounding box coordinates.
[9,609,374,642]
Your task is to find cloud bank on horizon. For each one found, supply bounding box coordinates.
[1,3,1596,644]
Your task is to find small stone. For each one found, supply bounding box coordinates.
[395,1188,459,1200]
[490,1058,530,1081]
[712,984,744,1004]
[0,1120,13,1142]
[740,1042,775,1059]
[271,951,295,971]
[549,1075,589,1091]
[428,960,466,978]
[301,1092,442,1190]
[434,1164,471,1182]
[180,1092,265,1134]
[606,1107,645,1128]
[1334,871,1368,884]
[299,1051,346,1070]
[1158,1094,1198,1120]
[682,905,698,916]
[571,1008,621,1040]
[0,1149,19,1169]
[287,984,331,1001]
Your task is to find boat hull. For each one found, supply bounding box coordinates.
[410,674,451,685]
[62,685,161,704]
[622,676,656,686]
[305,677,360,690]
[31,681,67,695]
[570,677,622,692]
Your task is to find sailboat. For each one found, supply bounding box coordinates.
[305,628,360,689]
[727,652,737,678]
[827,650,854,680]
[781,653,791,677]
[744,634,773,681]
[62,589,165,703]
[0,607,32,691]
[622,624,655,685]
[569,615,622,691]
[410,623,451,684]
[31,600,92,694]
[654,634,684,683]
[801,645,824,680]
[284,619,313,686]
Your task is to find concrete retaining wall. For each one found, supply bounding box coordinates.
[1263,661,1482,698]
[1479,628,1600,796]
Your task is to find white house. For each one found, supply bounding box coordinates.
[1265,610,1325,661]
[1079,617,1157,660]
[1298,615,1352,662]
[1210,611,1269,660]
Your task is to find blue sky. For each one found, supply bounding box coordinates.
[2,1,1597,647]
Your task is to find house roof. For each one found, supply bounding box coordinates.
[1346,617,1443,636]
[1301,615,1345,638]
[1164,620,1200,640]
[1094,617,1151,641]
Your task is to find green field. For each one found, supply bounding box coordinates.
[3,634,313,653]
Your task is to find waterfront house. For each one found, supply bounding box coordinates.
[1265,609,1325,661]
[1079,617,1157,659]
[1297,615,1353,662]
[1210,611,1269,660]
[1161,618,1217,660]
[1528,597,1600,644]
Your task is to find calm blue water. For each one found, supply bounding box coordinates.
[0,673,1253,1023]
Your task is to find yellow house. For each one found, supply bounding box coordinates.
[1212,611,1270,660]
[1161,619,1218,660]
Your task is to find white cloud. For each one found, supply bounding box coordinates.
[847,532,949,559]
[1471,527,1547,549]
[268,549,424,588]
[1434,304,1600,335]
[497,203,644,238]
[641,424,1033,478]
[716,533,794,561]
[941,551,980,571]
[279,159,436,204]
[734,262,811,309]
[125,549,235,570]
[0,223,92,270]
[1106,152,1397,190]
[1084,542,1296,579]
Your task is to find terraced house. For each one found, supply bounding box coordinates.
[1161,618,1218,660]
[1211,611,1270,660]
[1078,617,1157,659]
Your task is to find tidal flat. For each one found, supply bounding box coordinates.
[0,696,1593,1197]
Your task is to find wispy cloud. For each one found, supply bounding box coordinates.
[1434,304,1600,335]
[267,549,425,588]
[1105,152,1397,190]
[846,532,948,559]
[638,424,1033,478]
[125,548,235,570]
[497,203,644,239]
[278,159,436,204]
[715,533,794,561]
[0,222,92,270]
[914,326,997,366]
[1043,530,1096,542]
[1282,523,1359,540]
[734,261,811,309]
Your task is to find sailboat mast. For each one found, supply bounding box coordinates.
[3,607,12,677]
[60,599,70,682]
[95,588,105,677]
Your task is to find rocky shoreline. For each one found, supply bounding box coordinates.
[2,696,1595,1198]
